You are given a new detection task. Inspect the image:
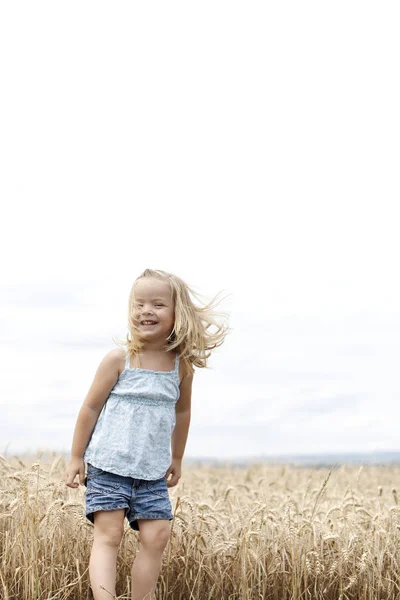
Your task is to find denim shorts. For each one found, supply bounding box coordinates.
[84,463,174,531]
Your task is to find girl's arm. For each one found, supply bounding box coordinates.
[166,373,193,487]
[171,373,193,460]
[64,349,121,488]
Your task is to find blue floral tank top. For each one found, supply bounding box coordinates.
[83,351,180,480]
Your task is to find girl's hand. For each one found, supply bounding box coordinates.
[64,457,86,488]
[165,458,182,488]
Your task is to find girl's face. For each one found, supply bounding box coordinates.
[133,277,175,341]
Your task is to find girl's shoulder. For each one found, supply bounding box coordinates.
[116,348,127,377]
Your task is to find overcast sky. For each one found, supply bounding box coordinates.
[1,2,399,460]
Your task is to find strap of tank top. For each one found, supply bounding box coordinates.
[174,353,179,373]
[125,352,131,369]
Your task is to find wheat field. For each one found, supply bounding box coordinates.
[1,452,400,600]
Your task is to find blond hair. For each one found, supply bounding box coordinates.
[114,269,231,376]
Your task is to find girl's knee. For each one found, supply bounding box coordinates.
[92,509,125,546]
[138,520,170,551]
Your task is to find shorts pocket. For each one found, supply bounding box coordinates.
[146,478,169,497]
[86,464,106,479]
[86,465,122,493]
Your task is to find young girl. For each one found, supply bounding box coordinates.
[64,269,230,600]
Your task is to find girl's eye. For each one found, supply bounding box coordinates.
[135,303,163,307]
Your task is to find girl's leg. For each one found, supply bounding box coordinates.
[89,509,125,600]
[131,520,170,600]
